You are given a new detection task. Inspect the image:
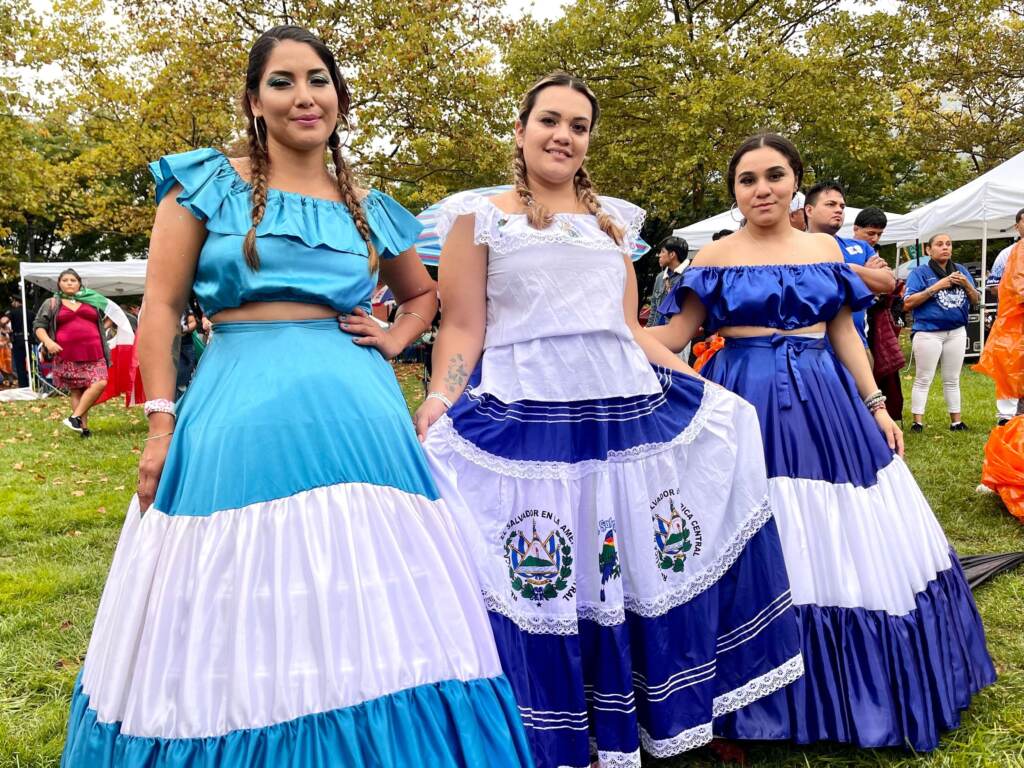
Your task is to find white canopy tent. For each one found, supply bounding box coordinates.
[671,206,916,252]
[7,260,148,399]
[896,150,1024,347]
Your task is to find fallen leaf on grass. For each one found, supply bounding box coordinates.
[72,490,85,497]
[114,485,125,491]
[66,530,82,537]
[97,507,107,515]
[13,462,22,471]
[59,620,73,631]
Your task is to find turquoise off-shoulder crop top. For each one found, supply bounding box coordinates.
[659,262,875,333]
[149,148,422,317]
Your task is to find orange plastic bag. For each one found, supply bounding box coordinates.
[973,241,1024,399]
[981,415,1024,523]
[693,334,725,374]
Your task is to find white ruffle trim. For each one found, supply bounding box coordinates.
[431,382,720,481]
[639,654,804,757]
[432,190,646,257]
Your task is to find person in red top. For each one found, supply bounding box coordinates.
[33,269,112,436]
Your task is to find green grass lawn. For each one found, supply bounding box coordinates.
[1,364,1022,767]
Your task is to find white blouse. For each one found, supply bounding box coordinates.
[434,191,661,402]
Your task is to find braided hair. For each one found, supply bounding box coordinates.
[514,71,623,246]
[241,26,377,271]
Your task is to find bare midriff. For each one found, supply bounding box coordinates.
[210,301,340,324]
[718,322,827,338]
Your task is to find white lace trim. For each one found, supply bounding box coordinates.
[483,589,578,635]
[637,655,803,757]
[432,382,719,481]
[433,191,646,257]
[625,496,773,617]
[596,749,642,768]
[639,722,713,757]
[712,653,805,717]
[481,495,773,634]
[576,602,626,627]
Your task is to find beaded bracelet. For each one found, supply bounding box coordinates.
[143,398,176,418]
[426,391,453,410]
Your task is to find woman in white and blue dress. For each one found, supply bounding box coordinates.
[61,26,531,767]
[652,132,995,751]
[409,73,803,768]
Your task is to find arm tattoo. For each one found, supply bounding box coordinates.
[444,353,468,395]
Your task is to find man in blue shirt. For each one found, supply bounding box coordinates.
[805,183,895,347]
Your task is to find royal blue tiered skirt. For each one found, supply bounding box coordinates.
[425,366,804,768]
[61,319,532,768]
[705,335,995,751]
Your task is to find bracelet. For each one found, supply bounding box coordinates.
[144,431,174,441]
[862,389,884,405]
[868,400,887,414]
[395,310,430,331]
[426,391,453,410]
[143,399,176,418]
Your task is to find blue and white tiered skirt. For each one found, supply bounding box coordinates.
[424,363,804,768]
[706,335,996,751]
[62,319,533,768]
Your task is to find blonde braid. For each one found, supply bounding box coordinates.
[242,126,269,271]
[513,146,553,231]
[574,166,624,246]
[330,142,378,274]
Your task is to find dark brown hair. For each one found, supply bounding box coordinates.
[727,132,804,202]
[514,71,623,245]
[241,26,376,272]
[57,269,83,291]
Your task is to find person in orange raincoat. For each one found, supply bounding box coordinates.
[973,208,1024,425]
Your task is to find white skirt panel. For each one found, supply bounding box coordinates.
[79,483,503,739]
[770,458,953,615]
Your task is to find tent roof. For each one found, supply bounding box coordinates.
[900,149,1024,242]
[20,260,148,296]
[672,206,914,252]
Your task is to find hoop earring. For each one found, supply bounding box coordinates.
[254,117,267,153]
[729,202,742,222]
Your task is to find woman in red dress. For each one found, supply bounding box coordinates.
[33,269,111,436]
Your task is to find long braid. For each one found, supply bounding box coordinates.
[242,123,269,271]
[574,166,624,246]
[331,136,378,273]
[513,146,552,231]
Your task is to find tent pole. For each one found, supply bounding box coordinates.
[19,277,32,394]
[980,219,988,351]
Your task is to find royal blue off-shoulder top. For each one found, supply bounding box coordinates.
[659,262,875,333]
[149,148,422,317]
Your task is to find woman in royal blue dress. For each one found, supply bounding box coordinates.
[651,132,995,751]
[403,74,803,768]
[61,25,531,767]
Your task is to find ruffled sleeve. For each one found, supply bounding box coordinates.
[836,263,876,311]
[363,190,423,260]
[149,147,235,222]
[659,267,721,321]
[599,196,647,257]
[430,190,499,249]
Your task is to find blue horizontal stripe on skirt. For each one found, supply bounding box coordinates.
[490,521,800,768]
[701,335,895,487]
[63,675,533,768]
[154,319,439,517]
[448,367,705,464]
[715,552,996,751]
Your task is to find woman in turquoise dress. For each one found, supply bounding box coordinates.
[61,25,531,767]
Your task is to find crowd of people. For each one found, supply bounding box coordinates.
[9,22,1019,768]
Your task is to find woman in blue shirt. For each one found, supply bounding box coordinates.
[904,233,980,431]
